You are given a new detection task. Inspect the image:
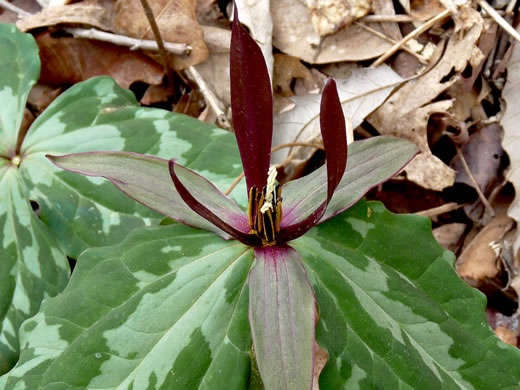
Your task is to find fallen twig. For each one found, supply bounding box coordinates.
[371,9,451,67]
[355,22,428,63]
[478,0,520,44]
[456,146,495,218]
[224,142,325,195]
[63,27,191,55]
[0,0,31,17]
[139,0,174,86]
[415,202,466,217]
[186,66,230,130]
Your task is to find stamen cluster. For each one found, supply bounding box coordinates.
[248,167,283,246]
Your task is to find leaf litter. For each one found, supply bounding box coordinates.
[2,0,520,381]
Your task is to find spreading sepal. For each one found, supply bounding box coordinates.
[281,136,419,227]
[168,159,261,245]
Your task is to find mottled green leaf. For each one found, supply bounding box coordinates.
[0,164,69,374]
[249,246,315,390]
[0,23,39,155]
[19,76,245,257]
[293,200,520,390]
[0,25,69,375]
[0,24,245,375]
[0,225,253,389]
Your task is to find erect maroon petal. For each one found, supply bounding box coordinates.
[168,159,261,246]
[230,5,273,193]
[278,79,347,242]
[321,79,347,202]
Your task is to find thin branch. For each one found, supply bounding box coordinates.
[505,0,517,15]
[139,0,174,85]
[371,9,450,67]
[271,142,324,153]
[360,14,417,22]
[355,22,428,63]
[224,172,245,195]
[63,27,191,55]
[346,118,354,145]
[186,66,230,129]
[478,0,520,44]
[456,146,495,218]
[415,202,466,217]
[0,0,30,17]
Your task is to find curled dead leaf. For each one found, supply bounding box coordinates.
[35,31,164,88]
[368,14,483,190]
[456,215,515,281]
[274,53,312,97]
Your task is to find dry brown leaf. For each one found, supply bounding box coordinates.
[140,84,172,105]
[374,0,402,41]
[35,31,164,88]
[494,326,518,347]
[195,26,230,105]
[27,84,63,114]
[409,0,445,20]
[456,215,514,281]
[304,0,371,36]
[0,0,41,24]
[450,123,504,197]
[312,342,328,390]
[235,0,273,80]
[272,0,392,63]
[113,0,208,70]
[368,14,483,191]
[273,53,312,97]
[501,24,520,257]
[433,222,466,253]
[16,4,113,31]
[272,65,403,164]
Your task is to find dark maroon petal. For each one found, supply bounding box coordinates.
[278,79,347,242]
[321,78,348,202]
[230,5,273,192]
[168,159,261,246]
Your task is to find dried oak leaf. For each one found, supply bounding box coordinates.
[304,0,371,37]
[501,24,520,257]
[456,215,514,281]
[272,0,392,63]
[195,26,231,105]
[368,13,483,191]
[36,31,164,88]
[274,53,312,97]
[16,3,113,32]
[113,0,208,70]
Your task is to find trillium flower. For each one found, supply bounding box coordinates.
[48,8,418,389]
[169,11,348,249]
